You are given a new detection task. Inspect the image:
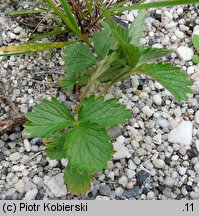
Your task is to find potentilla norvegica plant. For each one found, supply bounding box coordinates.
[1,0,199,195]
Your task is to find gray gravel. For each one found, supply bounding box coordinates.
[0,0,199,200]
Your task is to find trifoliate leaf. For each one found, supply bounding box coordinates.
[137,63,192,102]
[78,96,132,127]
[65,122,113,173]
[25,97,75,137]
[93,25,113,60]
[137,47,171,65]
[192,54,199,63]
[44,132,67,160]
[63,43,96,73]
[192,35,199,52]
[64,162,92,195]
[129,10,147,44]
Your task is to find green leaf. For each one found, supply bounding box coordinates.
[59,70,92,90]
[44,132,67,160]
[63,43,96,73]
[93,25,113,60]
[65,122,113,173]
[108,0,199,13]
[45,0,81,37]
[78,96,132,127]
[137,63,192,102]
[192,35,199,52]
[8,9,47,15]
[192,55,199,63]
[59,76,76,91]
[137,47,171,65]
[129,10,147,44]
[0,41,74,56]
[64,163,92,195]
[25,97,75,137]
[97,49,129,82]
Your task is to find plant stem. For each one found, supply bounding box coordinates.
[97,69,132,97]
[90,82,101,96]
[74,75,97,116]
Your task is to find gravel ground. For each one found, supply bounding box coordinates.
[0,0,199,200]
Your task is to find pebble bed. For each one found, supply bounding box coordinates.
[0,0,199,200]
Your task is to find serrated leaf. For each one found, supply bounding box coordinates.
[192,35,199,52]
[59,70,92,90]
[25,97,75,137]
[78,96,132,127]
[97,49,129,82]
[63,43,96,73]
[65,122,113,173]
[192,54,199,63]
[129,10,147,44]
[64,163,92,195]
[93,25,113,60]
[59,76,76,90]
[137,63,192,102]
[44,132,67,160]
[137,47,171,65]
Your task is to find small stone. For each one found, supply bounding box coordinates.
[175,30,184,39]
[9,32,16,39]
[168,121,192,146]
[9,152,21,161]
[196,140,199,152]
[179,147,187,155]
[99,184,112,196]
[153,94,162,105]
[15,179,26,193]
[164,177,174,187]
[0,140,5,147]
[126,181,135,189]
[113,146,131,160]
[0,152,5,161]
[137,170,150,187]
[156,118,170,128]
[48,159,59,168]
[95,195,110,200]
[187,148,198,159]
[61,159,68,167]
[190,192,199,199]
[123,186,140,198]
[152,159,165,169]
[31,138,42,145]
[115,187,124,197]
[126,169,135,179]
[24,189,38,200]
[194,163,199,173]
[176,46,194,61]
[44,174,67,197]
[142,106,154,117]
[147,191,155,200]
[118,176,128,187]
[24,139,31,152]
[35,193,44,200]
[107,127,122,139]
[13,26,23,34]
[195,111,199,124]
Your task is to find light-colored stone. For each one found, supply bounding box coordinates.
[153,94,162,105]
[24,189,38,200]
[9,152,21,161]
[95,195,110,200]
[118,176,128,187]
[164,177,174,187]
[44,173,67,197]
[195,111,199,124]
[176,46,194,61]
[152,159,165,169]
[142,106,154,117]
[24,139,31,152]
[168,121,193,146]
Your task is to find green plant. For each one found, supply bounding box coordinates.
[192,34,199,63]
[1,0,198,195]
[24,6,193,195]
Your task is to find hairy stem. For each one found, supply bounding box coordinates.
[97,69,132,97]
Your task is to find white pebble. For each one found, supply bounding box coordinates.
[176,46,194,61]
[153,94,162,105]
[142,106,154,117]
